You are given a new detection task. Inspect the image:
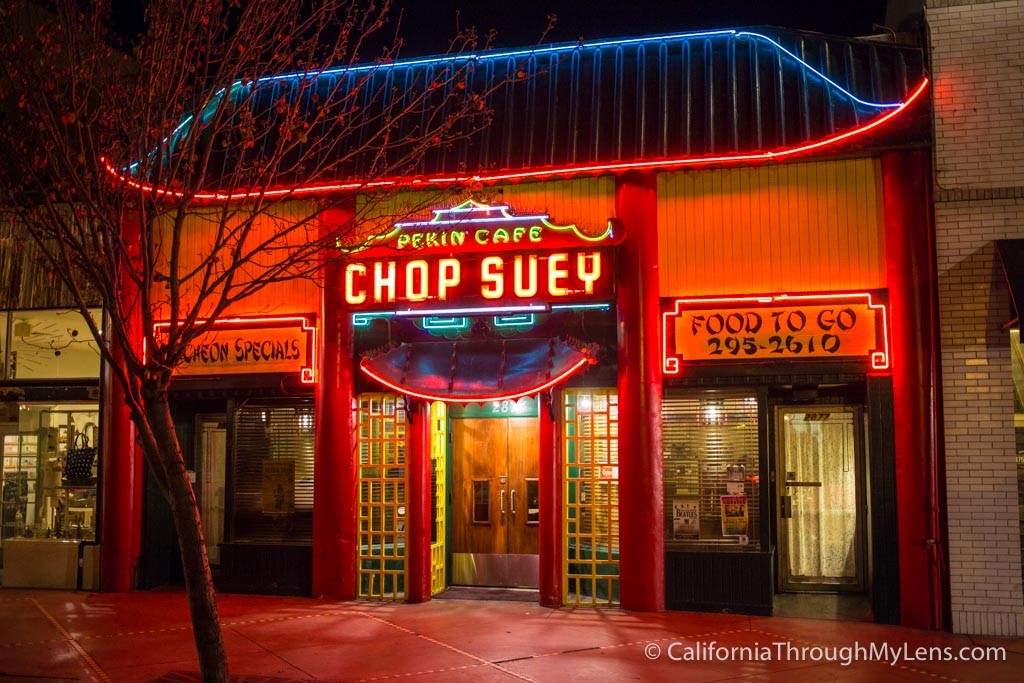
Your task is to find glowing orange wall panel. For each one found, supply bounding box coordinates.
[153,201,320,320]
[656,158,886,297]
[501,177,616,238]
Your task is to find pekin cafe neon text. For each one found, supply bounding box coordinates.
[343,250,610,309]
[393,224,543,251]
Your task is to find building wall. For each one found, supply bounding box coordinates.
[154,201,321,320]
[657,158,887,297]
[928,0,1024,636]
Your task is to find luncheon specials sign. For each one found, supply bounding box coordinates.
[153,315,317,383]
[661,293,890,374]
[340,200,620,310]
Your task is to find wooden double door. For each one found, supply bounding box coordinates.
[450,415,539,587]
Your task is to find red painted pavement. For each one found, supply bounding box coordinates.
[0,588,1020,682]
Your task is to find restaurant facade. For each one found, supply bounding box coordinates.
[4,27,949,629]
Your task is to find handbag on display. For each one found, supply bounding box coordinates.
[62,433,96,484]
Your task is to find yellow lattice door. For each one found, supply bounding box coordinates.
[563,389,620,606]
[429,401,447,596]
[357,393,407,600]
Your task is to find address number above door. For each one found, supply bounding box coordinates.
[661,292,890,375]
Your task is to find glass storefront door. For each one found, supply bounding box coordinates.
[776,407,866,592]
[197,415,227,565]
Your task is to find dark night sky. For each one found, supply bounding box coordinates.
[110,1,893,58]
[393,1,892,55]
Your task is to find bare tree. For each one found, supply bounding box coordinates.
[0,1,524,679]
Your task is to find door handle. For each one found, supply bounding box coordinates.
[500,489,506,515]
[510,488,516,515]
[780,494,793,519]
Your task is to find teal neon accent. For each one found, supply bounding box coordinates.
[493,314,536,328]
[735,32,900,109]
[352,312,395,327]
[251,29,902,110]
[255,30,738,84]
[396,304,548,317]
[422,316,469,331]
[550,303,612,311]
[137,29,906,178]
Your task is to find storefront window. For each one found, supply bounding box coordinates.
[230,401,315,543]
[662,391,761,551]
[1,403,100,542]
[1010,330,1024,576]
[6,308,101,380]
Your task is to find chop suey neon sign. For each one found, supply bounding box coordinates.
[341,200,619,310]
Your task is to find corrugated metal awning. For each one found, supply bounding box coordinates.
[131,28,928,195]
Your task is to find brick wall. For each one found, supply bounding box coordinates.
[928,0,1024,636]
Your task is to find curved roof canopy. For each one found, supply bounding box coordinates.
[120,28,929,198]
[359,338,594,403]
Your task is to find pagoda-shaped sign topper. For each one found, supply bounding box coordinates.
[346,199,623,257]
[341,200,622,311]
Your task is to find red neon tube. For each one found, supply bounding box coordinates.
[358,356,590,404]
[104,78,929,202]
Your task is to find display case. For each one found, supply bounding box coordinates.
[42,484,97,540]
[1,433,38,540]
[1,405,98,543]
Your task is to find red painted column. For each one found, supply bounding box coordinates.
[100,333,139,591]
[538,389,562,607]
[313,204,359,600]
[615,172,665,611]
[406,400,432,602]
[882,152,948,630]
[100,213,142,592]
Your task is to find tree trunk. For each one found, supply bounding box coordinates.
[142,385,229,682]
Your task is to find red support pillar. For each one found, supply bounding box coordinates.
[100,213,142,592]
[406,400,432,602]
[538,389,562,607]
[99,333,139,592]
[882,152,948,630]
[615,172,665,611]
[314,204,359,600]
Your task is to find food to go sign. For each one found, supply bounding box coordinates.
[661,293,889,374]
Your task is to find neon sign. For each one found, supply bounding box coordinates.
[346,200,620,256]
[103,79,929,202]
[108,29,926,202]
[662,293,889,374]
[342,201,616,311]
[359,351,592,404]
[152,315,318,383]
[344,250,609,308]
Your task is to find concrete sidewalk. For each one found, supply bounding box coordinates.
[0,589,1021,682]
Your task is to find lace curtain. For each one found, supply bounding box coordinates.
[783,413,858,580]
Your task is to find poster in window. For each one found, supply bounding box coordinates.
[720,494,749,536]
[672,497,700,539]
[261,459,295,515]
